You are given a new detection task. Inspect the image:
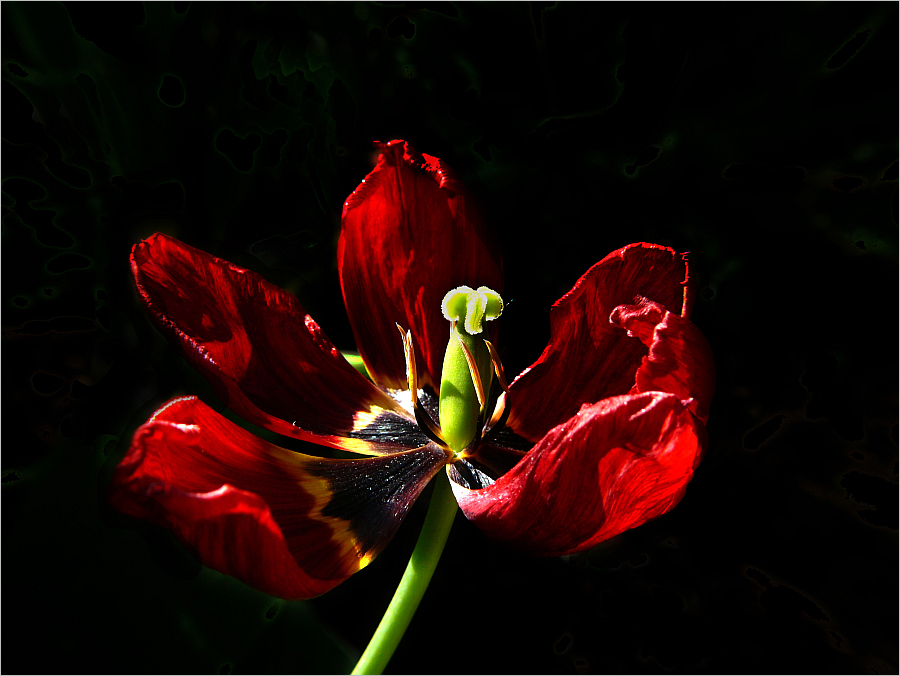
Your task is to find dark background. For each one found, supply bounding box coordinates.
[2,2,897,674]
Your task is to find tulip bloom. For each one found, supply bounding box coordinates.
[110,140,714,601]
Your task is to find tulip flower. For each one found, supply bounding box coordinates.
[110,140,714,672]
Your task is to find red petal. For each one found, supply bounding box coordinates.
[132,233,421,455]
[108,397,449,600]
[506,244,688,442]
[339,140,503,390]
[451,391,705,556]
[610,298,716,422]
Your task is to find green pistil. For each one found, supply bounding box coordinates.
[438,285,503,453]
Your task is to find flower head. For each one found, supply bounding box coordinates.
[110,140,715,599]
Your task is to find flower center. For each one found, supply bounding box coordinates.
[438,286,504,453]
[395,286,508,458]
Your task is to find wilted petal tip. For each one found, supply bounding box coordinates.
[148,394,200,421]
[343,140,467,218]
[131,232,409,454]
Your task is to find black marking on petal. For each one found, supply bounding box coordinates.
[349,409,431,447]
[484,425,534,453]
[418,386,440,422]
[414,404,448,449]
[307,445,450,559]
[471,443,527,479]
[448,458,495,490]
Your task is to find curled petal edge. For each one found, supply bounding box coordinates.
[506,243,689,442]
[131,232,419,456]
[451,391,706,557]
[610,297,715,423]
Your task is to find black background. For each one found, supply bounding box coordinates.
[2,2,897,674]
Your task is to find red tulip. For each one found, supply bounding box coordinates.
[109,140,715,600]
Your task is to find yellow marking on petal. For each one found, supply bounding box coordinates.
[342,437,392,456]
[340,405,413,456]
[268,446,374,574]
[351,406,389,434]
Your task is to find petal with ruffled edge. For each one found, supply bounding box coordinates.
[108,397,450,600]
[610,298,716,422]
[451,391,705,556]
[132,233,426,455]
[339,140,504,391]
[506,244,689,442]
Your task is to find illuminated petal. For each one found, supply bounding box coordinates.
[108,397,450,600]
[451,392,705,556]
[507,244,689,442]
[610,298,716,422]
[339,140,504,390]
[131,233,422,455]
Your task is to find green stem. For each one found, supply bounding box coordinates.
[351,471,458,675]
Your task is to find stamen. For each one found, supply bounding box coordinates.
[395,323,417,409]
[396,323,448,449]
[458,401,488,459]
[483,339,508,392]
[456,335,486,409]
[486,391,507,430]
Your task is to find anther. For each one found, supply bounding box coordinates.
[485,391,507,432]
[396,323,448,449]
[483,339,508,393]
[395,323,417,409]
[456,335,486,409]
